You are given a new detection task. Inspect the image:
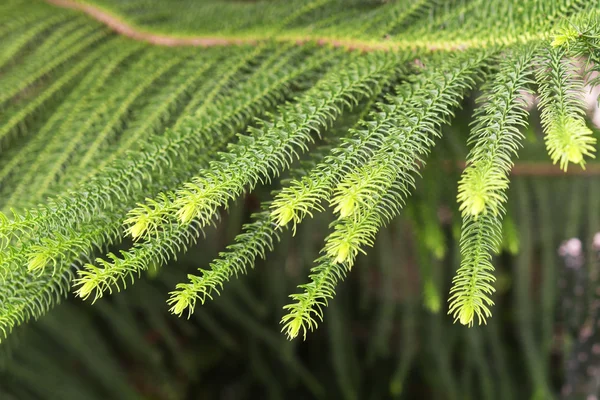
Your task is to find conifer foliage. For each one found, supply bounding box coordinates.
[1,0,600,343]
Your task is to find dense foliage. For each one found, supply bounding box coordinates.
[3,0,600,398]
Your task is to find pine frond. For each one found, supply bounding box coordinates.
[0,2,58,39]
[160,51,395,230]
[166,73,394,318]
[0,40,142,191]
[536,44,596,171]
[0,13,73,70]
[1,45,312,243]
[449,45,538,327]
[82,50,221,177]
[281,49,492,339]
[0,45,327,335]
[0,19,108,106]
[76,51,399,301]
[0,217,122,341]
[4,40,145,209]
[0,33,115,147]
[3,0,600,347]
[281,256,347,340]
[167,209,279,317]
[70,47,336,301]
[70,51,187,171]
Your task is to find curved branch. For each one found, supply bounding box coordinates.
[46,0,518,52]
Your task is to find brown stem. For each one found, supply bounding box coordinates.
[46,0,475,52]
[46,0,257,47]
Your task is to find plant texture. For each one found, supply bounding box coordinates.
[1,0,600,346]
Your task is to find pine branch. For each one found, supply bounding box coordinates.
[0,19,107,105]
[3,0,600,345]
[166,68,395,318]
[76,50,398,301]
[0,13,73,70]
[4,40,146,209]
[68,47,335,301]
[81,50,221,177]
[0,35,120,150]
[536,44,595,171]
[281,48,492,339]
[0,40,142,192]
[449,45,538,327]
[0,45,310,243]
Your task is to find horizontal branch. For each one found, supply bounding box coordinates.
[46,0,538,52]
[46,0,256,47]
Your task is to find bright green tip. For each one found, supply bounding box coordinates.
[176,202,198,224]
[551,26,578,48]
[458,164,508,218]
[127,219,148,239]
[547,116,596,171]
[566,145,584,165]
[550,37,566,48]
[335,196,355,218]
[458,306,474,327]
[469,195,486,216]
[284,317,303,340]
[170,295,190,317]
[272,205,295,227]
[334,242,351,264]
[27,253,49,272]
[76,279,96,300]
